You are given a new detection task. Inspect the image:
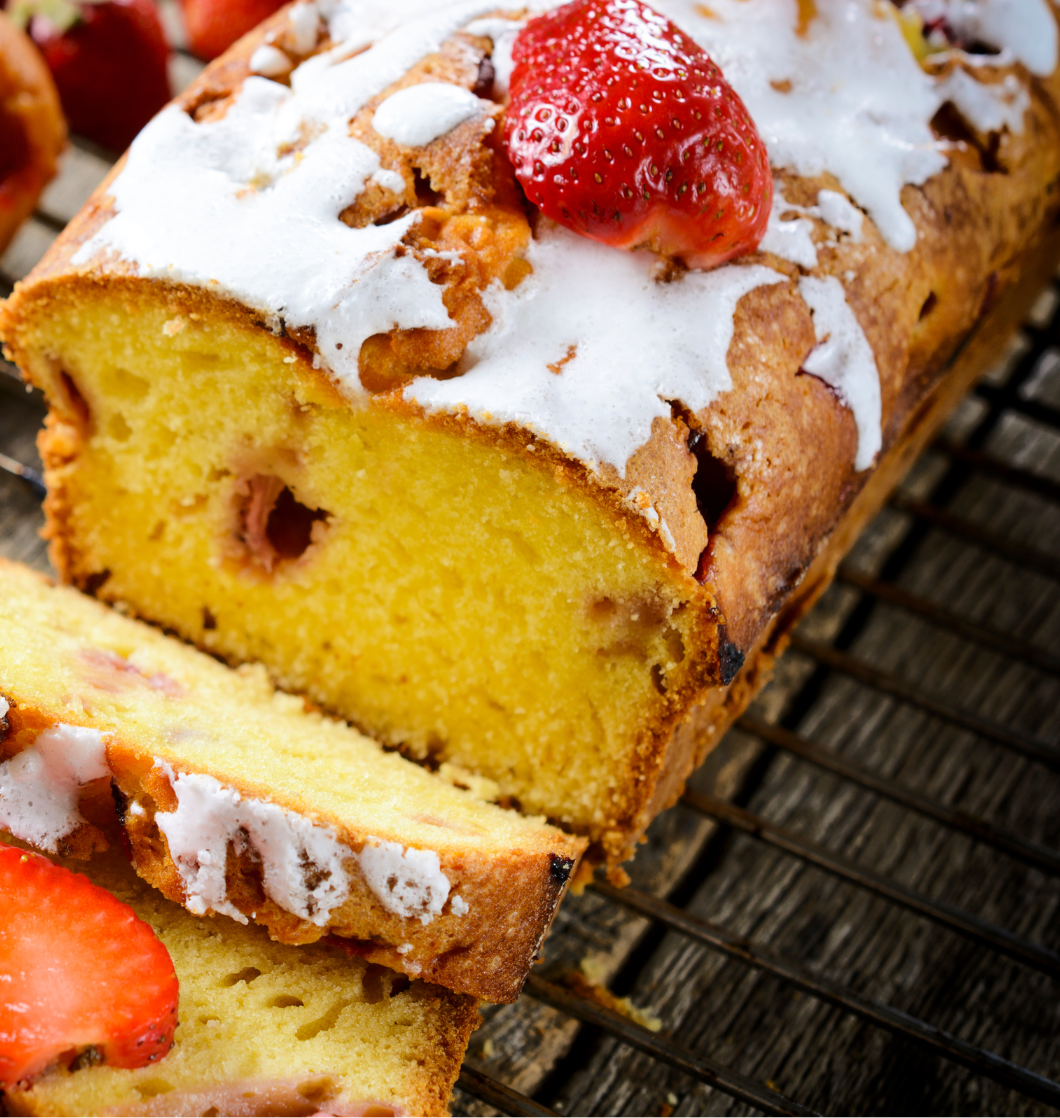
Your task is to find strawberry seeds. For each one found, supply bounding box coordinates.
[503,0,773,270]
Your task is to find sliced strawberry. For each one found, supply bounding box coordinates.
[504,0,772,270]
[0,840,178,1088]
[9,0,171,152]
[179,0,286,61]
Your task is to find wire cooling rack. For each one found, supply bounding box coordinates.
[2,32,1059,1118]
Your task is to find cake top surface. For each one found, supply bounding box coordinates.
[67,0,1057,514]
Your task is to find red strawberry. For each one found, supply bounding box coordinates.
[0,840,178,1088]
[8,0,171,152]
[179,0,286,61]
[504,0,772,270]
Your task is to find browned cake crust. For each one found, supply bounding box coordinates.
[0,559,584,1003]
[3,8,1060,863]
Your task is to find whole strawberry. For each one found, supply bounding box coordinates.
[0,840,178,1087]
[9,0,171,152]
[504,0,772,269]
[179,0,286,61]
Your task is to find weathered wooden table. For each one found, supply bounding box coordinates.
[2,34,1059,1118]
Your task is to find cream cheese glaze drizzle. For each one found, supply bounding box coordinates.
[407,225,785,476]
[155,762,353,925]
[0,723,109,852]
[71,0,1054,499]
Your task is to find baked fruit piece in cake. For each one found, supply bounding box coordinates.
[0,559,584,1004]
[0,11,64,256]
[3,0,1060,865]
[1,838,477,1117]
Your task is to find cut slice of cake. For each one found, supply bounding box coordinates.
[0,559,584,1004]
[1,837,478,1117]
[2,0,1059,866]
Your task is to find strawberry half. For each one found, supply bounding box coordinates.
[504,0,772,269]
[0,840,178,1088]
[9,0,171,152]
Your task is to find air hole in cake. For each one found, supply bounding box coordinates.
[295,997,355,1040]
[83,569,111,595]
[360,963,389,1004]
[688,431,737,528]
[219,966,261,987]
[930,103,1005,173]
[919,291,938,320]
[411,167,442,207]
[473,54,496,100]
[58,370,91,431]
[270,994,305,1008]
[373,203,411,226]
[202,606,217,630]
[235,474,329,572]
[108,413,133,441]
[650,663,667,695]
[297,1077,343,1106]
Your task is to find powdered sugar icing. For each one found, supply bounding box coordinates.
[358,837,451,923]
[799,276,882,470]
[154,761,351,925]
[372,82,488,146]
[0,724,109,852]
[407,225,784,476]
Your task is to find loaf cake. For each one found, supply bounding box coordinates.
[0,11,64,256]
[1,836,477,1117]
[2,0,1059,864]
[0,559,583,1003]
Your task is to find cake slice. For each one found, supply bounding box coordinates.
[2,0,1059,867]
[0,559,584,1003]
[1,836,478,1117]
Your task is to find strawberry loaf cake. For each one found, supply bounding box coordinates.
[1,837,476,1117]
[0,559,583,1004]
[3,0,1060,864]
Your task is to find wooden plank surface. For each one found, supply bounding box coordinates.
[1,39,1059,1116]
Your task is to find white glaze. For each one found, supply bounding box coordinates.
[466,15,524,94]
[154,762,351,925]
[667,0,946,252]
[0,696,8,719]
[250,45,292,77]
[372,82,487,146]
[935,69,1029,135]
[759,191,818,268]
[816,191,864,242]
[799,276,882,471]
[358,837,451,923]
[760,188,865,269]
[910,0,1058,76]
[288,0,322,54]
[450,893,469,915]
[406,224,785,477]
[0,724,109,852]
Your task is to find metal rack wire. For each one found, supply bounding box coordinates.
[0,49,1058,1117]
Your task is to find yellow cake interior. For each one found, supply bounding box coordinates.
[2,841,475,1118]
[21,287,709,845]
